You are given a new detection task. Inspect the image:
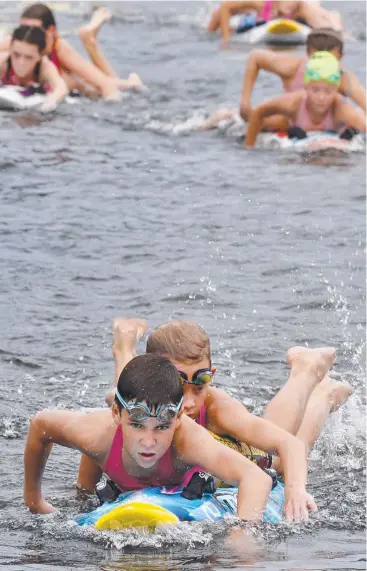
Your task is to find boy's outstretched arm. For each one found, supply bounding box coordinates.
[219,2,258,42]
[245,92,298,147]
[208,397,317,523]
[334,96,366,132]
[340,70,366,113]
[176,417,272,522]
[240,50,298,121]
[24,410,100,513]
[24,411,57,514]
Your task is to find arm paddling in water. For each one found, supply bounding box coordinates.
[340,71,366,113]
[333,94,366,132]
[24,409,108,514]
[208,1,263,42]
[175,416,273,522]
[205,392,316,522]
[39,56,68,112]
[245,91,300,147]
[240,49,301,120]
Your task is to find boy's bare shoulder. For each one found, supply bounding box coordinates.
[207,385,235,406]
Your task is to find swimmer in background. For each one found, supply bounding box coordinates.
[0,25,68,112]
[200,29,366,131]
[0,4,145,100]
[78,317,352,522]
[245,51,366,147]
[207,1,343,43]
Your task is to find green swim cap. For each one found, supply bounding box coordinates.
[304,51,341,86]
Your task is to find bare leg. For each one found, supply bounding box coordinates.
[199,107,239,130]
[200,111,289,132]
[296,376,353,453]
[78,8,146,91]
[271,375,353,473]
[61,70,100,99]
[78,8,118,78]
[104,318,148,406]
[263,346,336,434]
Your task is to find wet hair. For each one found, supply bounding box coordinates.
[115,354,183,411]
[146,320,211,363]
[21,3,56,30]
[11,25,46,53]
[307,28,344,56]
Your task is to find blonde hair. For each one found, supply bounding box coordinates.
[146,320,211,363]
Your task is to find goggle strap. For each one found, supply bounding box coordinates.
[115,388,129,409]
[115,389,183,416]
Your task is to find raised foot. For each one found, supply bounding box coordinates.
[286,346,336,383]
[112,318,148,357]
[318,375,353,413]
[78,7,112,42]
[126,73,147,92]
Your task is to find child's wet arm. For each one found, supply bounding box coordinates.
[24,412,55,511]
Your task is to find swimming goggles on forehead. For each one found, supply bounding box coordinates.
[115,389,183,422]
[305,70,340,85]
[178,369,213,386]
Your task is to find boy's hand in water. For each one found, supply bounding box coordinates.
[284,486,317,523]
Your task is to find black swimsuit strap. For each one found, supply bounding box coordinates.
[5,56,11,83]
[34,60,41,84]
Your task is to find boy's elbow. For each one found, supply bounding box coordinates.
[243,463,273,493]
[28,410,50,440]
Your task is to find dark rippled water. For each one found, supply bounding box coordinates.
[0,1,365,569]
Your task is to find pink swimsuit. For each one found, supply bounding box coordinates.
[103,425,186,491]
[292,94,338,132]
[1,57,40,87]
[259,0,296,22]
[196,404,207,427]
[284,59,307,93]
[49,39,61,73]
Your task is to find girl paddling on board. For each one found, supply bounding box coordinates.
[245,51,366,148]
[24,354,293,523]
[0,25,68,112]
[0,4,145,100]
[207,1,343,43]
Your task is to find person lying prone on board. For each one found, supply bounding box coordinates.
[245,51,366,147]
[207,1,343,43]
[78,317,351,524]
[200,29,366,132]
[25,354,291,524]
[0,25,68,112]
[0,3,145,100]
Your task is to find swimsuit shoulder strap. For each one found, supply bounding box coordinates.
[103,424,123,474]
[5,56,11,82]
[261,0,272,22]
[292,92,307,128]
[34,60,41,84]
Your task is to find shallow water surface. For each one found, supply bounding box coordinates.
[0,1,365,570]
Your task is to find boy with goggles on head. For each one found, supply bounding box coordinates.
[89,318,352,523]
[24,354,277,523]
